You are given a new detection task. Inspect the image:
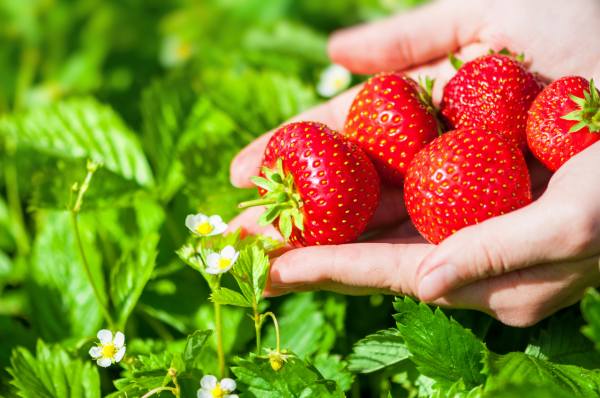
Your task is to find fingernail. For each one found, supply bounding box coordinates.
[418,264,457,301]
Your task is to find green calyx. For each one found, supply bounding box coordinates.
[448,53,464,71]
[561,79,600,133]
[238,158,304,240]
[418,76,444,136]
[491,47,525,63]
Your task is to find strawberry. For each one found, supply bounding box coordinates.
[526,76,600,171]
[440,54,543,149]
[404,128,532,244]
[343,73,440,186]
[239,121,380,246]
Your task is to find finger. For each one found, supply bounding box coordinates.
[230,85,363,188]
[436,255,600,327]
[227,207,282,241]
[328,0,483,74]
[415,193,598,301]
[265,243,433,296]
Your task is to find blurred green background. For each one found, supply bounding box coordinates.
[0,0,430,396]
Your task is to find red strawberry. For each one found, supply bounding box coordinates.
[240,122,380,246]
[404,128,532,244]
[526,76,600,171]
[343,73,440,186]
[440,54,543,149]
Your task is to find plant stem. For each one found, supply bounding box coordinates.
[238,196,279,209]
[4,141,30,256]
[140,386,176,398]
[253,303,262,355]
[263,312,281,352]
[71,212,114,329]
[70,161,115,329]
[214,275,226,378]
[14,46,39,111]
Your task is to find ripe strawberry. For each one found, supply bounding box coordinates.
[343,73,440,186]
[527,76,600,171]
[404,128,532,244]
[440,54,543,149]
[240,121,380,246]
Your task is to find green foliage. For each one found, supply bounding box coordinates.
[0,98,154,187]
[484,352,600,396]
[347,329,409,373]
[232,353,344,397]
[393,297,487,389]
[28,211,103,341]
[582,288,600,349]
[8,340,101,398]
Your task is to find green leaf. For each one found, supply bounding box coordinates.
[231,245,270,305]
[482,382,577,398]
[431,380,483,398]
[393,297,487,389]
[582,288,600,349]
[110,233,159,329]
[347,328,409,373]
[449,53,464,70]
[28,211,103,341]
[8,340,101,398]
[210,287,252,308]
[484,352,600,396]
[525,310,600,369]
[200,69,317,134]
[1,97,154,187]
[232,353,344,398]
[312,353,354,392]
[182,329,212,369]
[140,74,196,196]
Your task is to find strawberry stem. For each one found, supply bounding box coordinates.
[238,197,279,209]
[238,158,305,240]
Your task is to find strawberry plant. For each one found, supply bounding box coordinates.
[1,1,600,398]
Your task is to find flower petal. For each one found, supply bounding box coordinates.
[113,331,125,348]
[221,245,236,258]
[97,329,112,344]
[225,395,239,398]
[220,378,236,392]
[197,390,212,398]
[208,215,223,225]
[97,357,112,367]
[230,251,240,265]
[205,264,224,275]
[89,346,101,359]
[114,346,126,362]
[211,222,228,236]
[206,252,221,268]
[200,375,218,390]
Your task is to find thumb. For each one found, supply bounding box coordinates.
[328,0,483,74]
[414,196,591,301]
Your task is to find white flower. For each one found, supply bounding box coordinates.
[160,35,195,67]
[89,329,126,368]
[198,375,238,398]
[317,64,352,97]
[205,245,239,275]
[186,213,228,237]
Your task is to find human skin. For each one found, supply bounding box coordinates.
[228,0,600,327]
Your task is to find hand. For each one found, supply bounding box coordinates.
[229,0,600,326]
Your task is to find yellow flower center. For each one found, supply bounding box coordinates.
[211,384,225,398]
[176,42,192,60]
[196,221,214,235]
[101,343,116,358]
[218,257,232,270]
